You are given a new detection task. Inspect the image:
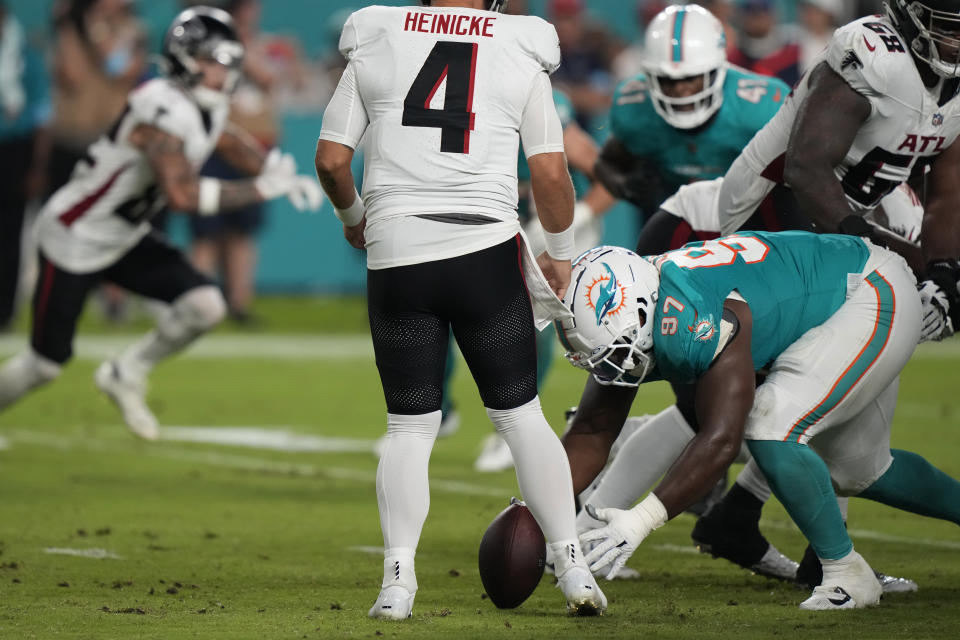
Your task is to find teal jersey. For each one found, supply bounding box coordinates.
[651,231,871,384]
[610,66,790,194]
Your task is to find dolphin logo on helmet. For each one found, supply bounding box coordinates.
[556,246,662,387]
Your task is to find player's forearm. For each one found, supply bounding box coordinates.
[782,160,854,233]
[561,377,638,494]
[218,180,266,211]
[529,154,575,233]
[315,139,358,210]
[582,183,616,217]
[162,172,264,214]
[652,427,742,519]
[922,199,960,265]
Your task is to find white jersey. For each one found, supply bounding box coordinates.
[38,78,228,273]
[318,5,565,269]
[721,15,960,232]
[663,177,922,243]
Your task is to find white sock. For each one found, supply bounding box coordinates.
[381,547,418,591]
[0,350,61,410]
[376,411,442,550]
[486,396,577,544]
[118,286,225,378]
[547,539,588,574]
[735,457,773,503]
[577,405,694,533]
[820,547,866,581]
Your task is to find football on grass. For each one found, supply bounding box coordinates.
[478,499,546,608]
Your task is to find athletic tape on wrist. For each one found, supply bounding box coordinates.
[636,493,668,529]
[334,189,365,227]
[543,224,576,261]
[198,178,222,216]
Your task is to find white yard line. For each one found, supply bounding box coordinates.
[161,426,377,454]
[0,435,9,451]
[346,545,385,555]
[651,544,701,555]
[43,547,122,559]
[0,334,375,361]
[6,429,509,498]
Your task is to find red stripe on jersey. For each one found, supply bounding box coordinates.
[58,165,130,227]
[515,234,529,295]
[464,42,478,154]
[425,66,449,109]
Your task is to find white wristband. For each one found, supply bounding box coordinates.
[334,189,365,227]
[632,493,668,530]
[543,224,576,261]
[198,178,221,216]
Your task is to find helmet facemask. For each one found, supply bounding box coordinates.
[186,38,245,109]
[647,66,727,129]
[902,1,960,77]
[642,4,728,129]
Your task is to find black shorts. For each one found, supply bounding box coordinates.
[367,236,538,414]
[31,231,214,363]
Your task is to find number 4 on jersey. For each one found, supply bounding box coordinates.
[403,41,478,154]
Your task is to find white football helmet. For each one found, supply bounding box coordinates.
[161,6,245,110]
[887,0,960,78]
[555,246,661,387]
[642,4,727,129]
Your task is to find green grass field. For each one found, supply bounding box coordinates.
[1,297,958,639]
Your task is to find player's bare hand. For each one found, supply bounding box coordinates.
[344,217,366,249]
[537,252,571,299]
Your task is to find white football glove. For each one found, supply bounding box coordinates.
[285,175,325,212]
[253,149,325,212]
[580,494,667,580]
[918,279,954,342]
[254,149,298,200]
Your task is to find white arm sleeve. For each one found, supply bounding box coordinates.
[318,61,369,149]
[520,71,565,159]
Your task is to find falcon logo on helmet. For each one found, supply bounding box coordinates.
[160,6,245,110]
[556,246,661,387]
[887,0,960,78]
[642,4,727,129]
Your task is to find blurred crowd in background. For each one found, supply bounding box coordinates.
[0,0,891,326]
